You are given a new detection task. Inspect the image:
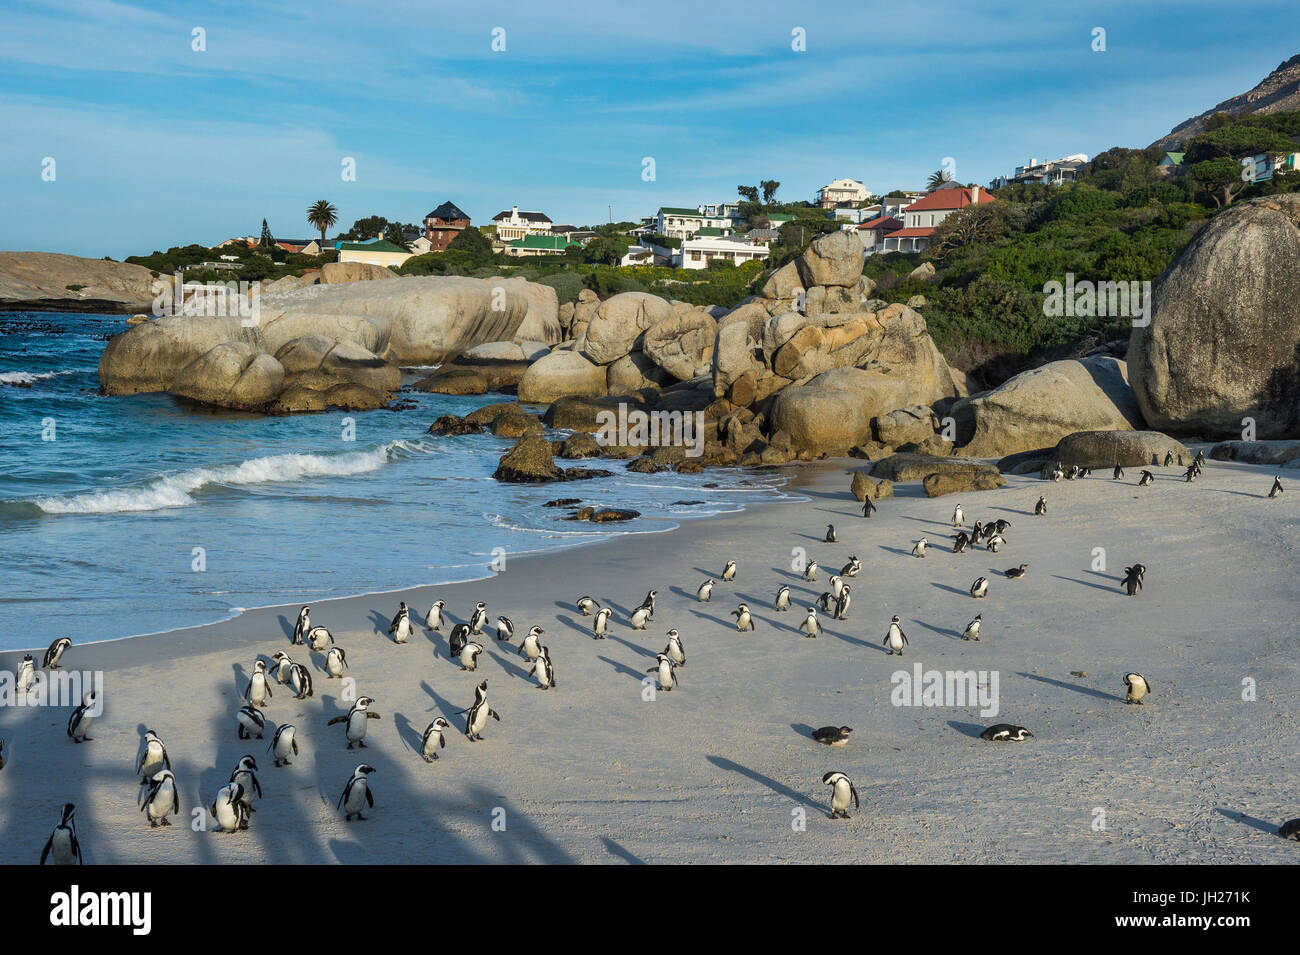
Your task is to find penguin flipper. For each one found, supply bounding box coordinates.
[326,716,347,726]
[365,787,374,808]
[40,836,52,865]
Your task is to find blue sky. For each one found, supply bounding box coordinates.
[1,0,1297,258]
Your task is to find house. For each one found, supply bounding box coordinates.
[744,227,782,245]
[855,215,904,253]
[493,206,552,241]
[832,203,881,224]
[620,246,655,267]
[1158,152,1184,168]
[1240,150,1300,182]
[503,234,580,257]
[879,195,918,220]
[816,178,870,209]
[654,204,741,239]
[882,185,994,253]
[989,154,1089,189]
[336,238,414,268]
[422,201,471,252]
[677,235,770,270]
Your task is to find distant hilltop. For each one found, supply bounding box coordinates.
[1150,53,1300,150]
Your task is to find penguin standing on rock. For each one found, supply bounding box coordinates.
[696,579,715,602]
[338,765,376,821]
[43,637,71,670]
[800,607,822,638]
[592,607,612,640]
[883,615,908,655]
[1122,564,1145,596]
[388,602,414,644]
[40,803,82,865]
[825,524,837,543]
[822,772,859,819]
[327,697,381,749]
[1034,497,1047,516]
[140,771,180,828]
[1123,672,1152,705]
[731,603,755,632]
[292,606,310,645]
[774,585,791,612]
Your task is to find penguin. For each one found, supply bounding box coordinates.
[495,616,515,643]
[696,579,715,602]
[1182,463,1198,483]
[576,595,600,616]
[448,623,471,657]
[269,723,298,766]
[774,585,791,612]
[1270,475,1283,498]
[1163,450,1174,467]
[1123,672,1151,705]
[425,600,446,631]
[307,626,334,652]
[1067,465,1081,480]
[338,765,376,821]
[970,577,989,599]
[811,726,852,746]
[822,771,859,819]
[1050,463,1064,482]
[462,680,500,741]
[825,524,837,543]
[388,601,414,644]
[862,496,876,518]
[229,755,262,815]
[421,718,449,761]
[962,614,982,641]
[911,538,928,558]
[799,607,822,638]
[42,637,71,670]
[953,532,971,554]
[530,646,556,689]
[327,696,381,748]
[136,730,170,784]
[1113,461,1124,480]
[325,645,348,679]
[828,574,845,600]
[629,605,651,631]
[140,770,180,827]
[15,654,34,698]
[637,590,658,620]
[1121,563,1145,596]
[647,652,678,691]
[1137,469,1154,487]
[210,782,249,832]
[40,803,82,864]
[833,586,851,621]
[1004,563,1028,579]
[663,629,686,666]
[454,641,485,671]
[269,650,294,685]
[1194,449,1205,468]
[731,603,755,632]
[1080,467,1092,478]
[592,607,612,640]
[67,691,96,743]
[883,615,908,656]
[1277,818,1300,841]
[721,560,737,582]
[980,723,1032,742]
[236,705,266,739]
[288,662,314,699]
[986,533,1005,553]
[970,520,984,541]
[817,591,836,613]
[292,606,310,645]
[468,601,488,635]
[840,557,861,578]
[993,519,1012,534]
[804,560,819,582]
[518,626,544,661]
[243,659,272,707]
[953,504,964,528]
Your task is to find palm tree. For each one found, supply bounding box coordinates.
[306,200,339,248]
[926,169,953,190]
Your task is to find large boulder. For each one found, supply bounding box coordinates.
[761,262,805,300]
[953,356,1144,458]
[768,367,911,453]
[795,230,864,288]
[711,319,766,398]
[99,315,266,394]
[870,452,998,483]
[320,262,399,284]
[517,350,607,404]
[922,468,1006,497]
[492,434,563,482]
[580,292,673,365]
[1054,430,1191,468]
[412,366,488,395]
[488,277,562,345]
[1130,194,1300,439]
[642,310,718,380]
[1209,439,1300,465]
[273,336,400,392]
[608,351,675,393]
[169,342,285,410]
[875,405,938,447]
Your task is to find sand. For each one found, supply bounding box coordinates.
[1,452,1297,864]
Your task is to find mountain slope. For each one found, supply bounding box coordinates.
[1150,53,1300,150]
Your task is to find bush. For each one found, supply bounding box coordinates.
[538,271,585,304]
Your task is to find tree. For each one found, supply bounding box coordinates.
[737,185,760,203]
[1188,158,1254,207]
[583,236,627,265]
[926,168,953,190]
[923,203,1006,260]
[447,226,493,259]
[258,219,275,250]
[760,180,781,204]
[1183,125,1295,165]
[306,200,338,247]
[383,223,409,247]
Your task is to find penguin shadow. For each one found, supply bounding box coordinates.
[704,755,822,812]
[420,683,470,727]
[596,655,647,682]
[668,585,698,602]
[487,646,532,681]
[898,515,951,528]
[603,598,634,618]
[686,607,737,630]
[930,582,970,598]
[554,612,591,638]
[912,619,964,641]
[460,787,574,864]
[1214,808,1281,835]
[367,609,393,639]
[878,545,916,558]
[793,533,831,543]
[1051,574,1118,594]
[947,721,986,739]
[392,712,426,756]
[692,567,731,582]
[600,837,646,865]
[790,723,816,739]
[1018,672,1118,702]
[832,628,885,652]
[608,633,657,660]
[275,614,295,640]
[231,661,251,700]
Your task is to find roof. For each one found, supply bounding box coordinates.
[857,216,904,231]
[904,188,996,212]
[548,224,579,233]
[766,214,795,224]
[883,227,937,238]
[336,239,410,253]
[1161,152,1185,164]
[506,234,579,251]
[659,206,709,216]
[493,209,552,222]
[745,228,781,240]
[426,201,470,222]
[697,227,730,237]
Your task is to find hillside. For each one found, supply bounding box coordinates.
[1151,53,1300,149]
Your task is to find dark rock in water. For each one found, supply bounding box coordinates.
[627,457,666,474]
[428,414,484,436]
[669,500,705,505]
[562,467,614,481]
[544,498,582,507]
[491,411,543,438]
[492,434,563,482]
[560,432,602,459]
[387,399,418,411]
[464,402,520,425]
[674,460,704,474]
[412,366,488,395]
[567,506,595,520]
[566,507,640,523]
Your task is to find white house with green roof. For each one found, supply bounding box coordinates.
[503,234,581,257]
[677,235,770,270]
[654,203,741,239]
[336,237,414,268]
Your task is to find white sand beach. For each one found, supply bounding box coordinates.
[1,453,1296,864]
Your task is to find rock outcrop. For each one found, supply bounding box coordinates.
[319,262,398,284]
[0,252,158,312]
[518,350,608,404]
[169,342,285,411]
[1053,430,1191,468]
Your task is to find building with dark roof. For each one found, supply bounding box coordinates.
[423,200,472,252]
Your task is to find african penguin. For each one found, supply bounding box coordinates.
[15,654,34,698]
[426,600,446,631]
[468,601,488,635]
[862,496,876,518]
[986,534,1005,553]
[799,607,822,638]
[953,532,971,554]
[67,692,96,743]
[840,557,861,578]
[576,595,600,616]
[812,726,852,746]
[1004,563,1028,579]
[970,577,989,599]
[327,697,380,748]
[338,765,376,821]
[388,601,414,644]
[307,626,334,652]
[962,614,982,641]
[236,705,266,740]
[696,579,715,602]
[244,659,272,707]
[804,560,819,582]
[229,755,262,814]
[629,605,652,631]
[42,637,71,670]
[454,641,485,671]
[1113,462,1124,480]
[953,504,964,528]
[833,586,851,620]
[731,603,755,632]
[462,680,500,740]
[825,524,837,543]
[136,730,170,784]
[1138,470,1154,487]
[448,623,471,657]
[1270,475,1284,498]
[721,560,737,582]
[288,662,314,699]
[1034,497,1047,516]
[518,626,544,661]
[647,652,679,691]
[822,771,859,819]
[140,770,179,828]
[911,538,928,558]
[1277,818,1300,841]
[40,803,82,864]
[292,605,310,645]
[980,724,1032,742]
[530,646,556,689]
[495,616,515,642]
[774,585,791,612]
[883,615,908,655]
[592,607,612,640]
[421,718,449,761]
[269,723,298,766]
[1123,672,1151,705]
[1121,563,1145,596]
[663,629,686,666]
[269,650,294,685]
[210,782,249,833]
[325,646,348,678]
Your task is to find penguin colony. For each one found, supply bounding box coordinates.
[13,452,1296,858]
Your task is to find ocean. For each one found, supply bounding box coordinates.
[0,313,790,650]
